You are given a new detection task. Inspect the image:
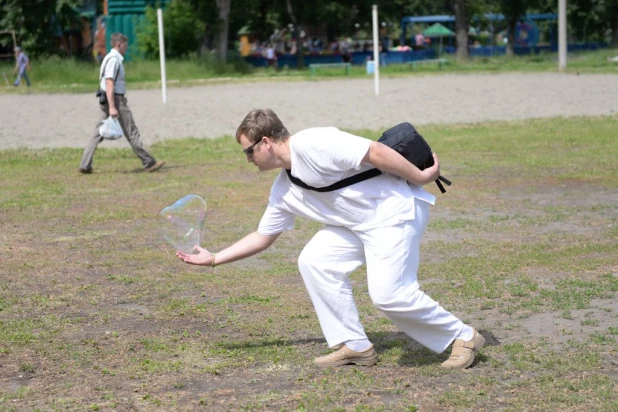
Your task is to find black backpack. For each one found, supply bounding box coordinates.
[285,122,452,193]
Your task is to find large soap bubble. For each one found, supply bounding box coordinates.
[156,195,207,253]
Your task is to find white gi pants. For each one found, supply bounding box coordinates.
[298,199,464,353]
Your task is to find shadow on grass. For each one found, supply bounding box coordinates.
[219,337,325,350]
[217,329,501,367]
[370,329,501,368]
[120,164,189,174]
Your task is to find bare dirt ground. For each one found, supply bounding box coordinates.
[1,72,618,150]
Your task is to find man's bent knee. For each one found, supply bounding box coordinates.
[297,249,320,276]
[369,286,422,313]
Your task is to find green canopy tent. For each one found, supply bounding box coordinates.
[422,23,455,57]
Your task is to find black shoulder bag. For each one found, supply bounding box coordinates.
[95,57,120,105]
[285,122,452,193]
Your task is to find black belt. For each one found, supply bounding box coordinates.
[114,93,124,96]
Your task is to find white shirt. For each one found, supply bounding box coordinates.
[99,48,126,94]
[257,127,436,236]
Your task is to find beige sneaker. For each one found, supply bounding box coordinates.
[314,345,378,368]
[144,160,165,173]
[441,328,486,369]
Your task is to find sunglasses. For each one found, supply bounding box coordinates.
[242,138,263,156]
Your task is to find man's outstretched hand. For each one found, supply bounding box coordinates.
[176,246,213,266]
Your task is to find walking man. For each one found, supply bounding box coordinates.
[79,32,164,174]
[13,47,31,87]
[177,109,485,369]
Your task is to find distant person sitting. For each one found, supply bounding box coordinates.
[13,47,31,87]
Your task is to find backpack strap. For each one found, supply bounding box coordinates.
[435,175,452,193]
[99,56,121,88]
[286,168,451,193]
[285,168,382,192]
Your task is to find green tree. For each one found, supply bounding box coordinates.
[284,0,304,68]
[136,0,205,58]
[567,0,618,47]
[496,0,531,56]
[525,0,618,47]
[215,0,232,62]
[0,0,86,56]
[608,0,618,46]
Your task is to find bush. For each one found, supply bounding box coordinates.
[195,53,253,75]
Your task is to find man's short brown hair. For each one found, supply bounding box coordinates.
[236,109,290,144]
[110,33,129,47]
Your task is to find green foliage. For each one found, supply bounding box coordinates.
[0,0,56,55]
[2,0,617,63]
[136,0,205,59]
[567,0,618,45]
[0,0,95,57]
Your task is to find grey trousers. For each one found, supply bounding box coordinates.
[79,95,156,171]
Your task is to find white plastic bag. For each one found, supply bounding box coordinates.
[99,116,124,140]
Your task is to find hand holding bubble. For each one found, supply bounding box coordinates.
[156,195,207,254]
[176,245,214,265]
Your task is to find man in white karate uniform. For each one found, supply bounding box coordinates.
[177,109,485,369]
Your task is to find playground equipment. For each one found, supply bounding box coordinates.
[400,13,557,50]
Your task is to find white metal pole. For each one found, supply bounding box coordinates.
[372,5,379,96]
[558,0,567,71]
[157,8,167,103]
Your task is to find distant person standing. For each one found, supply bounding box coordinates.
[93,17,107,63]
[78,32,165,174]
[380,35,390,66]
[13,47,31,87]
[340,39,352,63]
[264,44,277,68]
[414,33,425,50]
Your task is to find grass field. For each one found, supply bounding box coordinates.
[1,48,617,94]
[1,115,617,410]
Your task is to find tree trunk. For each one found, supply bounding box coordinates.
[200,33,212,56]
[216,0,231,63]
[611,18,618,48]
[286,0,304,69]
[453,0,468,61]
[506,22,516,57]
[500,0,527,58]
[257,0,269,44]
